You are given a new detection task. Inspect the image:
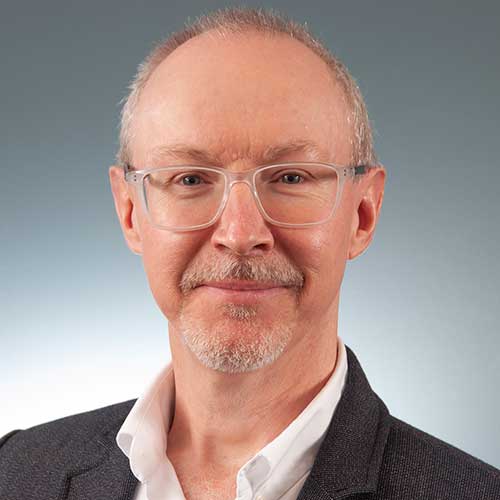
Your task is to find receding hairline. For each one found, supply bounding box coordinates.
[117,7,376,168]
[153,25,337,75]
[149,26,345,98]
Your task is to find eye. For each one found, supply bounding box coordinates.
[180,174,203,186]
[280,172,304,184]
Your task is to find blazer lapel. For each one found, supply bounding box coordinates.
[297,346,391,500]
[60,412,139,500]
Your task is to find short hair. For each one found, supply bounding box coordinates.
[117,7,377,168]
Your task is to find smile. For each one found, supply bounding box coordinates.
[197,285,289,302]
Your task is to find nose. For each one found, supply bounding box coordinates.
[210,181,275,256]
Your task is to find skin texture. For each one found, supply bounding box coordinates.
[109,30,385,499]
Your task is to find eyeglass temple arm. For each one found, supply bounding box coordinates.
[123,163,139,183]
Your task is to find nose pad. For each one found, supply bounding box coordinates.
[210,179,274,255]
[221,180,263,220]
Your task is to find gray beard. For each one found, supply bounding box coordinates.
[176,302,294,373]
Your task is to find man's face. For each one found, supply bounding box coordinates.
[111,31,383,373]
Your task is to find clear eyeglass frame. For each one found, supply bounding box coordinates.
[123,162,374,232]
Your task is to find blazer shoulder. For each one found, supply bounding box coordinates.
[1,398,137,449]
[0,399,137,499]
[0,399,136,471]
[376,415,500,499]
[0,430,22,449]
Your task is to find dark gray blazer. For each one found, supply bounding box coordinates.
[1,346,499,500]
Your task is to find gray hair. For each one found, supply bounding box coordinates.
[117,7,376,168]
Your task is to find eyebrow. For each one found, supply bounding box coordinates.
[149,139,325,166]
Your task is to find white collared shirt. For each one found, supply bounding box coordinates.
[116,336,348,500]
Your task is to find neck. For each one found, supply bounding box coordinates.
[166,312,339,471]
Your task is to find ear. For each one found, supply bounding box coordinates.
[109,165,143,255]
[347,165,386,260]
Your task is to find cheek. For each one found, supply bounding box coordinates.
[293,212,353,313]
[311,230,349,286]
[303,211,352,272]
[140,231,194,319]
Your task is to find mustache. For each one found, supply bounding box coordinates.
[179,254,304,294]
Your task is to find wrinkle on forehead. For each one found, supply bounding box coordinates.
[147,139,329,167]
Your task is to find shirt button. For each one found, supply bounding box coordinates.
[255,495,263,500]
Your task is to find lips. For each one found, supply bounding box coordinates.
[199,280,286,291]
[195,280,290,303]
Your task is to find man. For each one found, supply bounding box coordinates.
[1,7,498,500]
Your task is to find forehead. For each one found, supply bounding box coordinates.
[131,30,353,166]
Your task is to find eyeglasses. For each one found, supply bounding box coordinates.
[123,162,373,232]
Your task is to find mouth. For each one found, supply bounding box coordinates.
[196,281,290,302]
[199,280,287,290]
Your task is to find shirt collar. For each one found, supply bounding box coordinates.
[116,336,347,496]
[116,363,176,482]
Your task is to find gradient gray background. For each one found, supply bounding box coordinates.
[2,0,499,468]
